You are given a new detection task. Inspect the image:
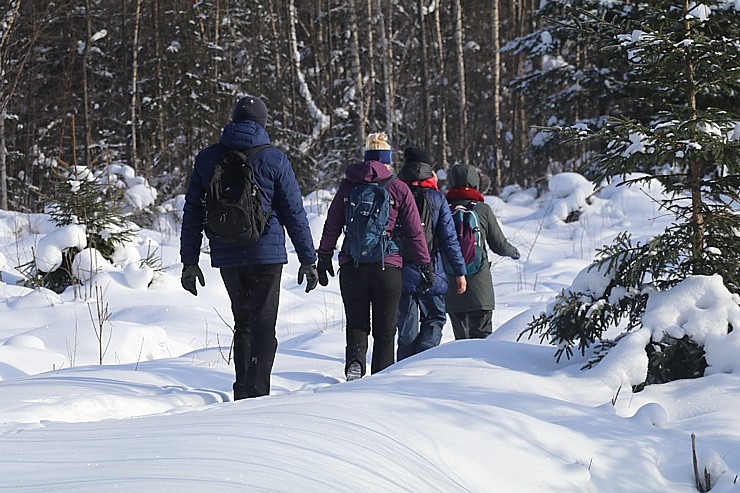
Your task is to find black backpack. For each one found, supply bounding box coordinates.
[401,185,435,262]
[203,144,271,244]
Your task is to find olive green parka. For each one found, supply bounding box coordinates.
[445,164,519,313]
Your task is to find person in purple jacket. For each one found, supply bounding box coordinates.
[180,96,318,400]
[317,132,433,381]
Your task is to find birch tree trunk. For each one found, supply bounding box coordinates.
[152,0,165,161]
[376,0,393,140]
[0,0,23,210]
[453,0,469,163]
[515,0,530,178]
[213,0,221,80]
[433,2,448,166]
[288,0,330,153]
[491,0,502,192]
[349,0,366,146]
[0,114,6,210]
[82,0,92,167]
[267,0,288,124]
[130,0,143,171]
[363,0,375,132]
[418,0,431,150]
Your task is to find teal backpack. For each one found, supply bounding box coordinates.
[343,179,398,265]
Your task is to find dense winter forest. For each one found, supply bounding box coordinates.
[1,0,739,217]
[0,0,662,212]
[0,0,537,212]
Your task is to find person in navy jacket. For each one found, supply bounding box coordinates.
[316,133,432,381]
[396,147,467,360]
[180,95,318,400]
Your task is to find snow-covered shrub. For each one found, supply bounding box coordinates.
[24,165,136,292]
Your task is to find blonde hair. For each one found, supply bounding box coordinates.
[365,132,392,150]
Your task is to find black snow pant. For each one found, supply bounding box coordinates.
[339,262,403,377]
[220,263,283,398]
[448,309,493,340]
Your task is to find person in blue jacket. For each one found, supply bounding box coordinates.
[180,95,318,400]
[395,147,467,360]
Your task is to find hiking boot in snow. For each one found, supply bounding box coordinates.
[346,362,362,382]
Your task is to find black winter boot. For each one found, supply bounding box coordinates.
[346,362,362,382]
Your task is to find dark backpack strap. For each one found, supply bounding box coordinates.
[241,143,271,160]
[242,144,273,217]
[377,176,395,188]
[215,143,271,162]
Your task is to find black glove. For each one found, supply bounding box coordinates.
[417,262,434,293]
[298,264,319,293]
[317,253,335,286]
[181,264,205,296]
[511,248,521,260]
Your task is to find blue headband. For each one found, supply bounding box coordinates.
[364,149,393,164]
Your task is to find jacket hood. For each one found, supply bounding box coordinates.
[219,120,271,150]
[345,160,394,184]
[398,161,434,182]
[448,164,480,190]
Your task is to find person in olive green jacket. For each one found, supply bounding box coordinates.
[444,164,520,339]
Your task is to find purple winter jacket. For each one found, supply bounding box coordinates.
[318,160,431,268]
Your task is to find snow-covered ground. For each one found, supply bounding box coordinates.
[1,173,738,492]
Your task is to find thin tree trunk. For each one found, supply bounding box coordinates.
[0,114,6,210]
[266,0,284,122]
[325,0,335,107]
[349,0,366,146]
[363,0,375,132]
[513,0,528,181]
[130,0,143,171]
[288,0,330,153]
[214,0,221,80]
[683,0,704,263]
[491,0,502,193]
[0,0,24,210]
[376,0,393,140]
[453,0,468,163]
[82,0,92,166]
[153,0,165,161]
[433,2,448,166]
[418,0,431,150]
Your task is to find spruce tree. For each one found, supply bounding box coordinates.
[521,0,740,386]
[32,165,133,293]
[504,0,641,173]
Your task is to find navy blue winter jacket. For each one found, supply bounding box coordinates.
[400,189,466,295]
[180,121,316,268]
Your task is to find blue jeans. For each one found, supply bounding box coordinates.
[396,292,447,361]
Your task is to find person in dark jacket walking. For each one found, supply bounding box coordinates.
[316,133,433,381]
[445,164,520,340]
[395,147,467,360]
[180,95,318,400]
